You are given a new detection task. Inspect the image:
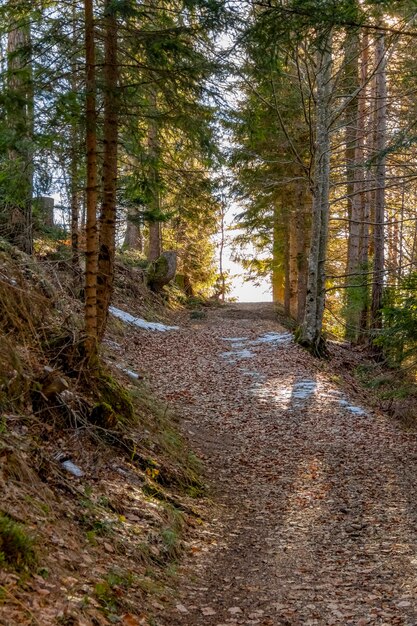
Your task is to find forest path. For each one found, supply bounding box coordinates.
[124,303,417,626]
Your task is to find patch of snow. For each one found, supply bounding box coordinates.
[221,349,254,362]
[252,331,293,346]
[291,379,318,401]
[339,400,366,416]
[116,365,140,380]
[61,460,84,477]
[241,369,266,380]
[222,337,250,342]
[109,306,179,332]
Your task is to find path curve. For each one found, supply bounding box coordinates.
[126,303,417,626]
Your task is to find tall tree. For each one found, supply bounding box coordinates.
[6,7,33,253]
[97,0,119,338]
[370,29,387,333]
[298,32,333,355]
[84,0,98,357]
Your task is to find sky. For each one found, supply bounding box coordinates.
[220,204,272,303]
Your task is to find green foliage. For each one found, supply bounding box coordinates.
[94,568,135,617]
[0,513,36,571]
[376,272,417,366]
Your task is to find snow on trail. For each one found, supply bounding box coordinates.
[118,304,417,626]
[221,332,367,417]
[109,305,179,331]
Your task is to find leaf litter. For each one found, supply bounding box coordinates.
[121,302,417,626]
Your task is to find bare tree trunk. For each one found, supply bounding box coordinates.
[148,222,161,262]
[344,28,362,341]
[219,200,226,302]
[71,0,81,279]
[289,208,298,319]
[272,204,285,304]
[297,194,310,324]
[299,34,333,356]
[284,221,290,315]
[7,20,33,254]
[289,183,310,322]
[84,0,98,357]
[370,32,387,332]
[97,1,119,339]
[146,83,162,262]
[124,211,143,251]
[358,32,371,341]
[71,140,81,276]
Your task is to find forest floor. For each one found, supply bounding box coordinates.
[116,302,417,626]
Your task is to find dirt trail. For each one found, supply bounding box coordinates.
[124,303,417,626]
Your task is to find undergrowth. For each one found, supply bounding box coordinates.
[0,513,36,571]
[0,239,206,623]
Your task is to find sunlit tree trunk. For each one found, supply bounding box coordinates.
[272,204,285,304]
[97,1,119,338]
[299,34,333,355]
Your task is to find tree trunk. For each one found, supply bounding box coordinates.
[148,221,161,262]
[71,0,81,280]
[289,183,310,322]
[124,211,143,251]
[146,66,162,262]
[84,0,98,358]
[370,32,387,332]
[97,2,119,339]
[7,20,33,254]
[272,204,285,304]
[343,28,362,341]
[299,34,333,356]
[358,32,371,341]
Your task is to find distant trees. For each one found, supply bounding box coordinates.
[230,0,417,355]
[0,0,225,359]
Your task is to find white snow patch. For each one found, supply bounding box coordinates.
[291,379,318,400]
[221,349,254,362]
[339,399,366,416]
[109,306,179,332]
[222,337,250,342]
[116,365,140,380]
[61,460,84,477]
[252,331,293,346]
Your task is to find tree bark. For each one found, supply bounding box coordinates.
[272,204,285,305]
[124,210,143,251]
[358,32,371,341]
[84,0,98,357]
[148,221,162,262]
[7,20,33,254]
[97,1,119,339]
[146,30,162,263]
[71,0,81,279]
[299,34,333,356]
[344,28,362,341]
[370,32,387,332]
[289,183,310,322]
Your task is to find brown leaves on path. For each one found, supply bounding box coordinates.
[120,303,417,626]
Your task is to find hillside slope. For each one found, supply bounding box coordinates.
[0,242,204,626]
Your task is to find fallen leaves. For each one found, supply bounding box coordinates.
[130,303,417,625]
